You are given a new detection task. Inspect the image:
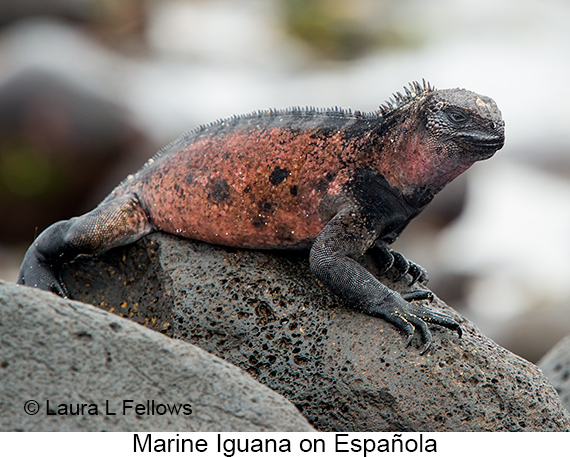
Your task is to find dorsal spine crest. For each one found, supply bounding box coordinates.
[378,80,435,117]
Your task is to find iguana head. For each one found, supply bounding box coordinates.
[375,81,505,199]
[422,88,505,162]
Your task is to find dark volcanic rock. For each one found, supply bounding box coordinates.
[0,281,314,432]
[62,232,570,431]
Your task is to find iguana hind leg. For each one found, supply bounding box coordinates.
[17,193,153,297]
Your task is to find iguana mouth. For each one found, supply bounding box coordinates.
[479,136,505,147]
[456,134,505,150]
[450,134,504,161]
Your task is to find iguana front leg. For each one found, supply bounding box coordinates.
[309,208,460,353]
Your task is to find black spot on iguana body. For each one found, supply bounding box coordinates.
[258,200,273,212]
[207,178,230,204]
[251,215,266,228]
[269,167,290,185]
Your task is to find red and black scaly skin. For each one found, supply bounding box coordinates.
[18,81,505,352]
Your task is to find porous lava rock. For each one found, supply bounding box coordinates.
[62,232,570,431]
[0,281,314,432]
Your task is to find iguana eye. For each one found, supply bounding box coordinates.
[447,110,468,124]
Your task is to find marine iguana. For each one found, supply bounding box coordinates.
[17,80,505,352]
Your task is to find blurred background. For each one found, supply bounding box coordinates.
[1,0,570,363]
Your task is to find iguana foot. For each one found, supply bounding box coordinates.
[363,293,461,354]
[372,243,429,286]
[401,290,433,302]
[18,244,69,298]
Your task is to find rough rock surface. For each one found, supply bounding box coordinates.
[0,280,314,432]
[539,334,570,413]
[61,232,570,431]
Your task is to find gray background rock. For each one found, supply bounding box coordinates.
[539,334,570,413]
[0,280,314,432]
[61,232,570,431]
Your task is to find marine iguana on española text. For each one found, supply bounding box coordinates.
[18,81,505,353]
